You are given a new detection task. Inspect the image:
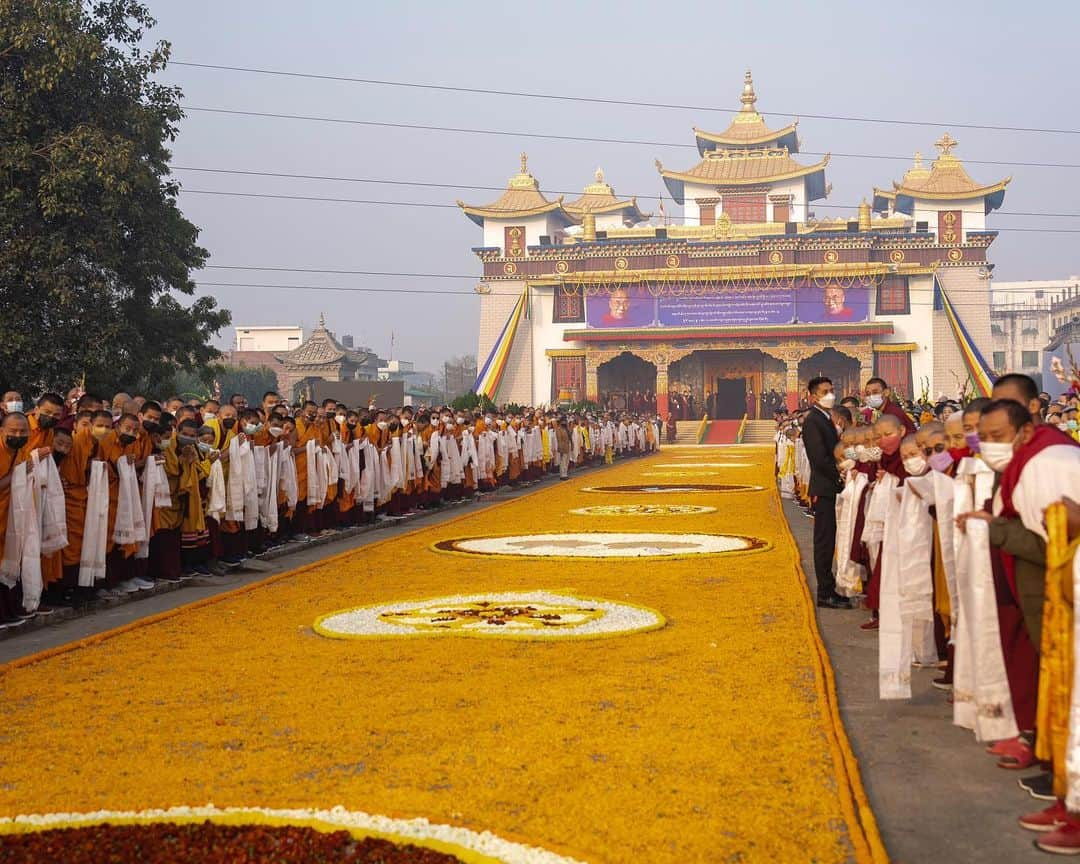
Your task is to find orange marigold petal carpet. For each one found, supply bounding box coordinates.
[0,448,885,863]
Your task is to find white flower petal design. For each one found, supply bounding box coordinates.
[436,532,766,558]
[315,590,666,640]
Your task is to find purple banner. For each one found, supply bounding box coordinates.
[585,285,656,328]
[585,281,870,329]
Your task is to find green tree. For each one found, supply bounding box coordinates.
[216,365,279,407]
[0,0,229,396]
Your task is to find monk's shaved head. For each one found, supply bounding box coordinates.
[873,414,904,435]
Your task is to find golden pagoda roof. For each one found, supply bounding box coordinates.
[563,168,647,222]
[893,134,1010,203]
[458,153,574,226]
[693,71,799,153]
[657,147,829,203]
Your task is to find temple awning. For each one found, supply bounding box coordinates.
[563,169,647,223]
[889,136,1009,214]
[458,154,576,226]
[657,150,829,205]
[692,72,799,154]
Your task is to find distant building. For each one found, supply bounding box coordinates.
[378,359,415,380]
[275,314,373,399]
[234,325,303,352]
[990,282,1056,389]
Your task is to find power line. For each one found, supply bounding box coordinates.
[171,61,1080,137]
[171,168,1080,219]
[178,189,1080,233]
[193,276,1043,307]
[179,106,1080,171]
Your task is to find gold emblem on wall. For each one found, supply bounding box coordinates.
[503,262,518,275]
[504,225,525,257]
[555,260,569,274]
[823,249,839,264]
[666,255,680,269]
[947,248,963,262]
[768,251,783,265]
[614,257,629,270]
[889,249,905,264]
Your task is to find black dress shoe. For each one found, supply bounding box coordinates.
[816,595,852,609]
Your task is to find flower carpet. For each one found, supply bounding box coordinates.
[0,447,884,863]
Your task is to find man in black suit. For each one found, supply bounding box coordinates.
[800,376,852,609]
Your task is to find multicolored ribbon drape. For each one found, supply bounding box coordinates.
[473,285,530,402]
[935,278,996,397]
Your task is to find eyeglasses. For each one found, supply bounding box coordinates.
[922,443,947,456]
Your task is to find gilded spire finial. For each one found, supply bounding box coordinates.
[318,312,326,328]
[595,167,604,184]
[913,151,924,169]
[935,133,958,157]
[520,152,528,174]
[740,69,757,113]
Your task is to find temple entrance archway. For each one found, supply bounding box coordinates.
[597,351,656,413]
[668,349,785,420]
[798,348,860,400]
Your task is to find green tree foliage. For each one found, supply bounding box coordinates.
[0,0,229,396]
[450,392,496,413]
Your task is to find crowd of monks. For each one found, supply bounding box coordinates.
[777,373,1080,854]
[0,388,659,628]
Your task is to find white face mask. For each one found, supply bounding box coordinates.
[980,440,1016,472]
[244,423,262,435]
[818,392,836,409]
[401,418,410,427]
[203,412,217,421]
[457,417,466,425]
[843,446,857,460]
[268,426,285,438]
[376,421,388,430]
[866,394,884,410]
[838,458,856,472]
[903,455,929,476]
[4,401,22,413]
[335,414,346,424]
[864,446,883,462]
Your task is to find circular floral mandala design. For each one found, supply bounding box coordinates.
[655,463,755,469]
[568,504,717,517]
[0,806,586,864]
[433,532,768,559]
[315,590,665,640]
[582,483,765,494]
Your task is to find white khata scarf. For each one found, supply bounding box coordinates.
[112,457,147,546]
[79,460,109,586]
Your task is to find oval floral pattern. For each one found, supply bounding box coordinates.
[581,483,766,494]
[654,463,755,469]
[0,805,586,864]
[433,532,768,559]
[315,591,665,641]
[568,504,717,517]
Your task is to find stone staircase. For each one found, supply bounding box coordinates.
[673,420,704,444]
[740,420,777,445]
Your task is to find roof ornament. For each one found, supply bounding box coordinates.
[318,312,326,329]
[595,167,604,184]
[739,70,757,113]
[520,152,528,174]
[508,152,539,191]
[935,133,958,157]
[912,151,924,169]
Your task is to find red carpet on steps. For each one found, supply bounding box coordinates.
[703,420,742,444]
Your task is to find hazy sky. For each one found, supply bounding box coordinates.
[151,0,1080,373]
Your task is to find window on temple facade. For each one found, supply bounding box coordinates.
[552,290,585,324]
[722,193,767,223]
[874,351,913,400]
[698,203,716,226]
[876,276,910,315]
[551,357,586,403]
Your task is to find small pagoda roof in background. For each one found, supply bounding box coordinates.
[564,168,648,223]
[457,154,576,226]
[891,135,1010,213]
[276,314,371,367]
[693,71,800,155]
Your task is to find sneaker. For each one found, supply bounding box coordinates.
[1036,817,1080,854]
[998,737,1037,770]
[115,579,140,594]
[133,577,155,591]
[1020,799,1068,832]
[208,561,228,576]
[177,572,196,582]
[859,617,880,631]
[192,564,212,576]
[157,574,182,584]
[1019,772,1057,802]
[33,605,58,617]
[290,534,312,543]
[96,588,121,601]
[931,677,953,692]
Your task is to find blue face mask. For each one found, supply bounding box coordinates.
[1067,420,1078,432]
